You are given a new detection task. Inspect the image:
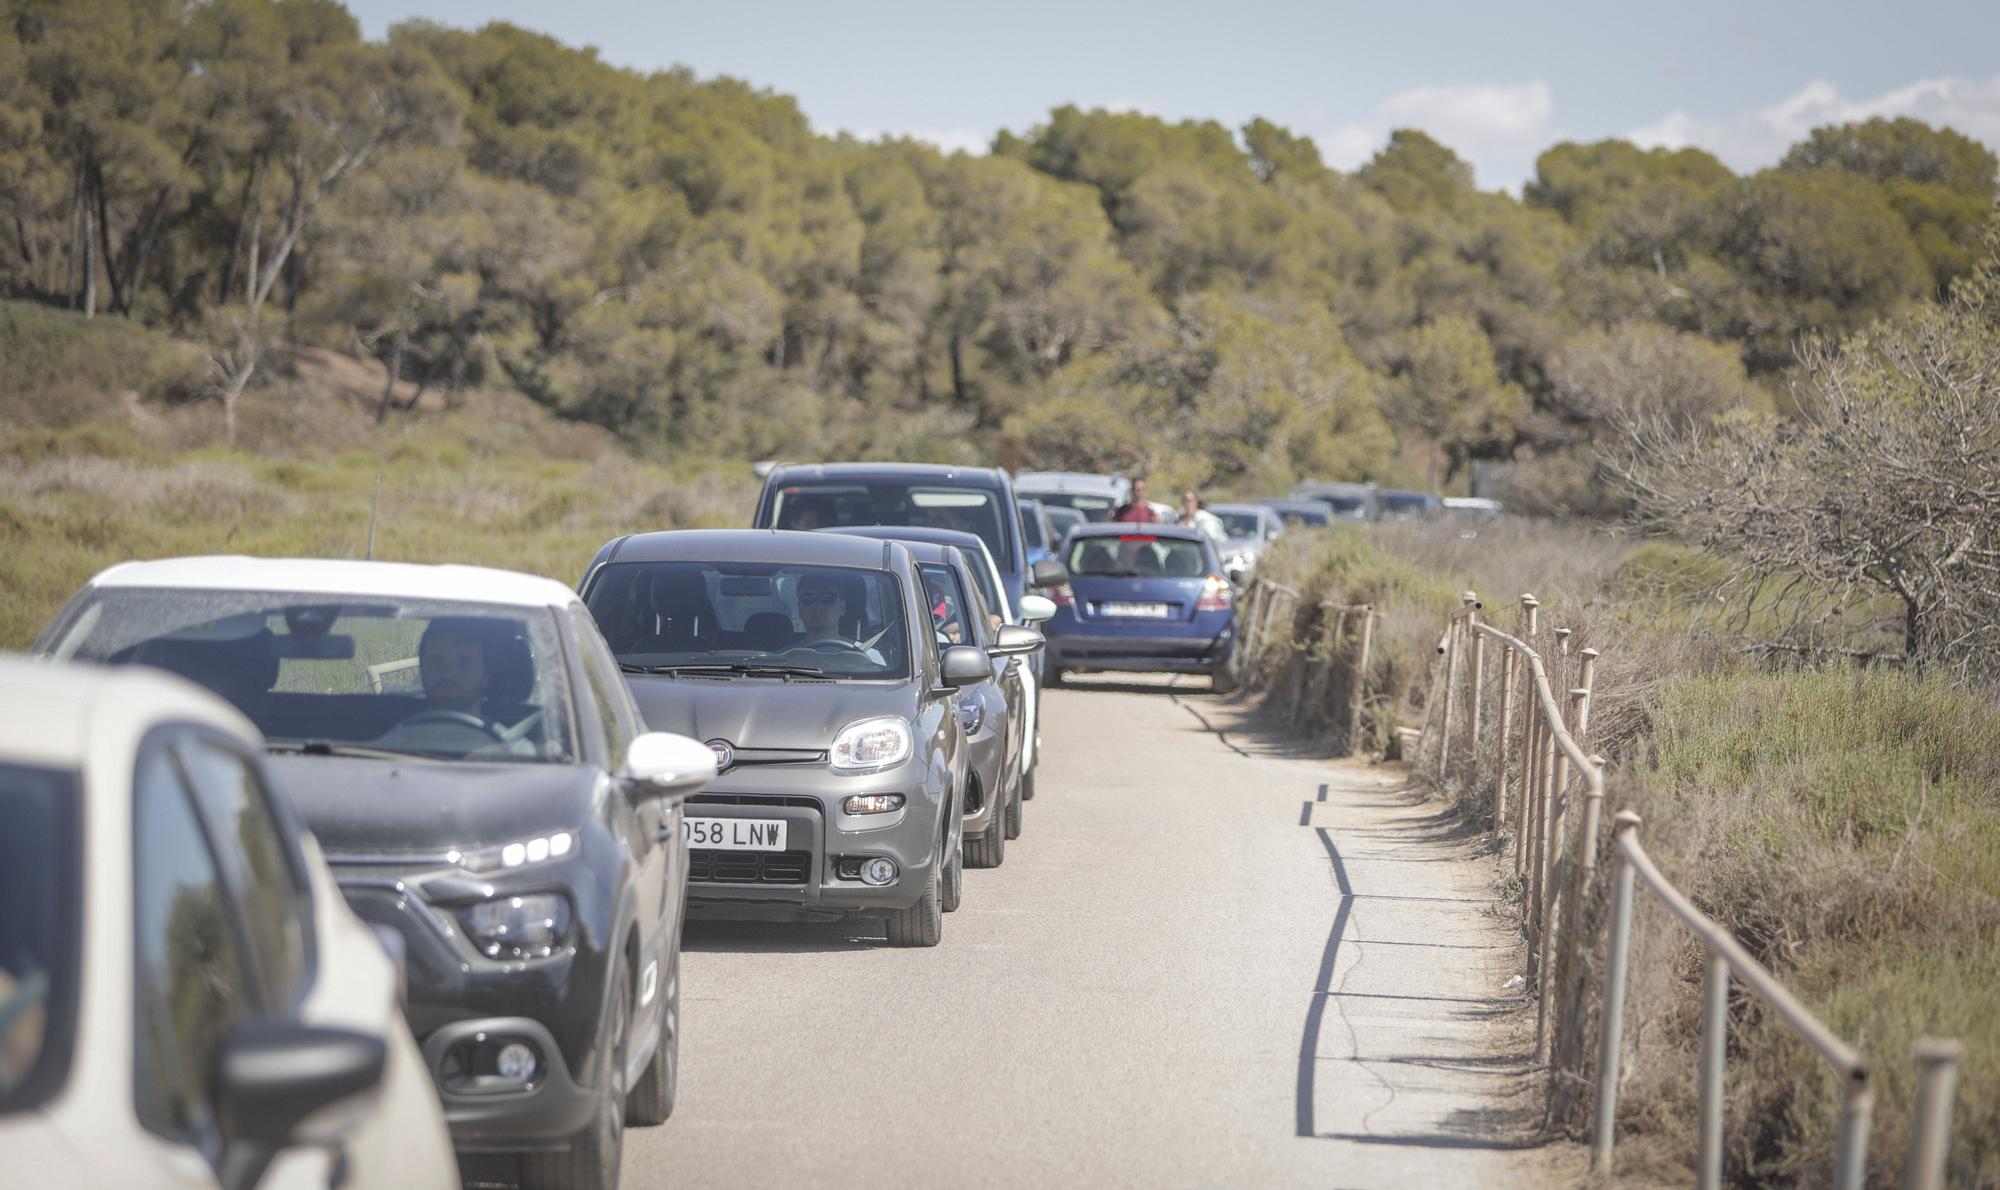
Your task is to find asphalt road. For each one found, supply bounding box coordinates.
[628,674,1539,1190]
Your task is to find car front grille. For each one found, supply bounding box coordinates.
[688,848,812,885]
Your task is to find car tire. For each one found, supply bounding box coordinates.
[964,807,1005,868]
[1004,777,1023,840]
[1210,655,1241,695]
[521,963,627,1190]
[884,865,943,947]
[624,941,679,1126]
[940,829,963,913]
[1045,665,1064,688]
[1021,768,1036,802]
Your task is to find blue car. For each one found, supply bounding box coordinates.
[1017,498,1059,567]
[1042,523,1240,693]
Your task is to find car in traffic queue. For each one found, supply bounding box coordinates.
[1289,481,1379,522]
[1041,523,1241,693]
[577,530,993,946]
[1205,503,1286,584]
[33,558,717,1190]
[1042,504,1087,550]
[1017,497,1060,567]
[819,523,1056,802]
[1011,470,1130,523]
[1377,489,1444,521]
[0,656,458,1190]
[823,532,1044,865]
[1256,497,1340,530]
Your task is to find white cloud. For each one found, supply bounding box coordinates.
[1318,80,1557,192]
[1626,74,2000,170]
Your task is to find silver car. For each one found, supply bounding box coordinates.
[578,530,998,947]
[1206,503,1286,583]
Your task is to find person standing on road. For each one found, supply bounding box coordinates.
[1177,488,1226,546]
[1112,477,1158,523]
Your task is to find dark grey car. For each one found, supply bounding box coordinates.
[578,530,990,947]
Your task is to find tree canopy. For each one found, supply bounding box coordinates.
[1,2,1993,495]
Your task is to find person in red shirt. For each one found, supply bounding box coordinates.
[1112,477,1158,523]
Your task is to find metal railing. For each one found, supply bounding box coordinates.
[1238,578,1374,754]
[1408,590,1966,1188]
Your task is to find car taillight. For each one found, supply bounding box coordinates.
[1049,583,1075,607]
[1196,575,1231,611]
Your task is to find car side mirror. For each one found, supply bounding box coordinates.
[1017,593,1057,623]
[1030,558,1069,588]
[940,644,990,688]
[213,1021,387,1190]
[988,625,1044,657]
[623,731,718,800]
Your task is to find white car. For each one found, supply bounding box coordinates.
[0,657,456,1190]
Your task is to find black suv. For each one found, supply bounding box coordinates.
[34,558,718,1190]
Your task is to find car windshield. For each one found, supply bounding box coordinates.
[0,764,75,1114]
[1269,504,1331,527]
[1021,490,1117,521]
[1215,511,1263,537]
[771,483,1014,572]
[1066,534,1210,578]
[1017,503,1046,550]
[584,561,910,679]
[47,591,577,764]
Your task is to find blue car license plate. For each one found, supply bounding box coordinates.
[1100,601,1170,618]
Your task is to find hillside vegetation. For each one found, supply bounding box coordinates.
[4,1,1997,505]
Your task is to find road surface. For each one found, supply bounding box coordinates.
[630,674,1544,1189]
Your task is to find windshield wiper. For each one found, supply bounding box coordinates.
[267,740,433,762]
[646,662,829,681]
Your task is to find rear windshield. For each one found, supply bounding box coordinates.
[1269,504,1331,527]
[1066,535,1211,578]
[0,764,78,1113]
[1215,511,1263,537]
[1023,491,1116,522]
[45,591,576,764]
[770,483,1014,572]
[585,561,910,679]
[1380,493,1434,515]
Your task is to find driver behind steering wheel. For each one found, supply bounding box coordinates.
[796,574,886,665]
[375,618,534,756]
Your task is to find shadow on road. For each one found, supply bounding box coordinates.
[683,918,895,954]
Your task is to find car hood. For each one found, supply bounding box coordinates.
[625,675,915,750]
[263,754,602,854]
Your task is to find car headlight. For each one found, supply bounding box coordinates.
[450,831,575,874]
[461,893,571,960]
[830,716,913,774]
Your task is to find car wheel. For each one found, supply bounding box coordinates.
[1210,654,1241,695]
[940,828,963,913]
[1021,768,1037,802]
[521,962,627,1190]
[624,940,679,1125]
[1004,776,1023,840]
[964,808,1005,868]
[1045,666,1065,688]
[884,865,943,947]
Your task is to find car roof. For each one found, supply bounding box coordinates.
[598,528,901,568]
[1012,471,1124,493]
[820,524,993,558]
[85,556,580,609]
[1206,503,1270,515]
[0,656,255,768]
[766,462,1006,487]
[1258,498,1334,510]
[1067,522,1207,541]
[1294,481,1377,495]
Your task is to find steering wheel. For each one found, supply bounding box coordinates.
[400,709,508,741]
[801,639,866,655]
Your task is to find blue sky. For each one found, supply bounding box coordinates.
[344,0,2000,191]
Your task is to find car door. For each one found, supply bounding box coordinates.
[567,607,678,991]
[129,730,326,1190]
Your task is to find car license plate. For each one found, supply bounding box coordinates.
[684,818,788,850]
[1101,601,1171,618]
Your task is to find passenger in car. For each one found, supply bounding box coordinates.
[797,574,886,664]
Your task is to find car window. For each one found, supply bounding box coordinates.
[585,561,911,679]
[0,763,79,1115]
[1067,534,1210,578]
[572,608,639,765]
[1215,511,1263,538]
[176,739,310,1008]
[918,563,972,647]
[47,592,577,764]
[960,565,999,645]
[132,744,257,1147]
[1019,490,1117,522]
[1016,504,1045,550]
[769,482,1015,571]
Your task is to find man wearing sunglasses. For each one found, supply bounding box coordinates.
[797,573,887,664]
